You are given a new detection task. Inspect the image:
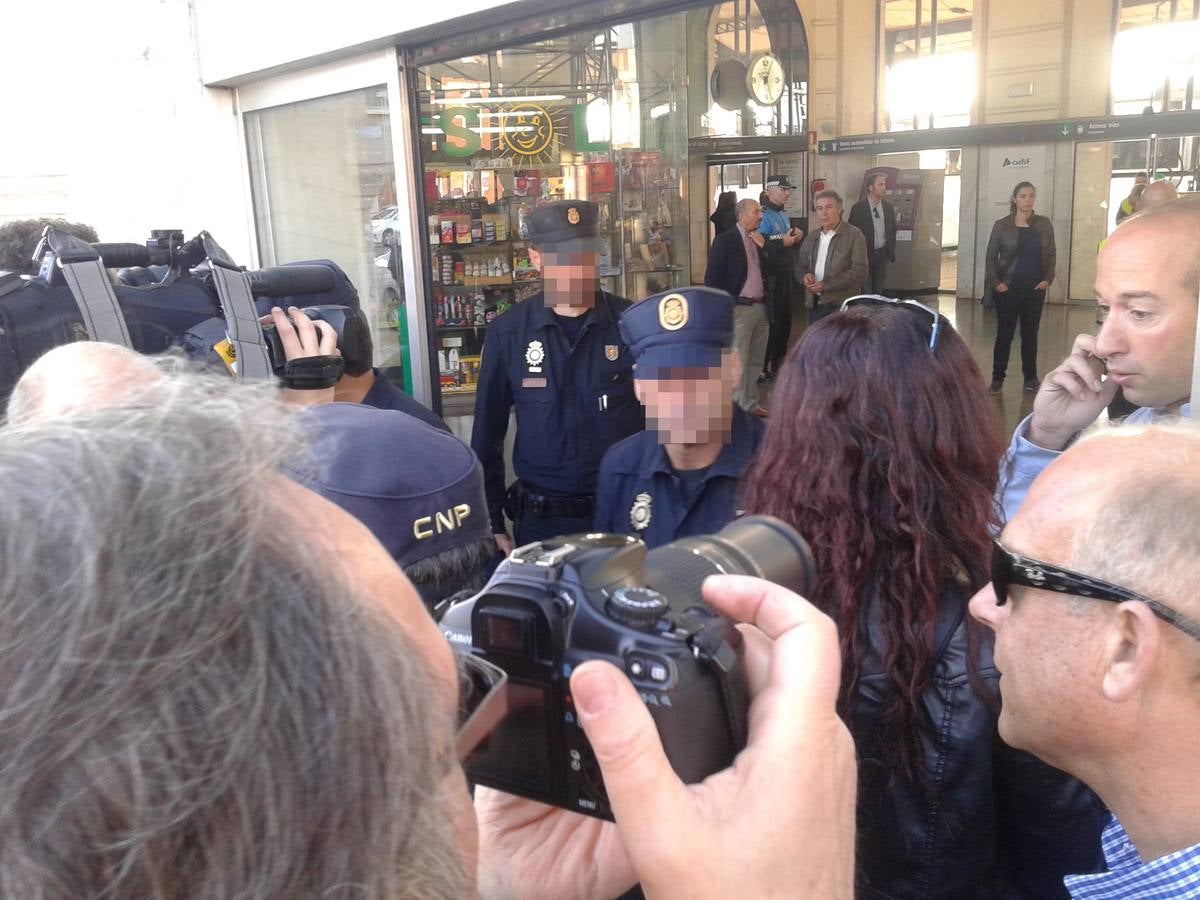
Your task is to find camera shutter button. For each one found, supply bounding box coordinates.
[606,587,668,628]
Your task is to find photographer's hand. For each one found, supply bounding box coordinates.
[475,575,856,900]
[260,306,339,407]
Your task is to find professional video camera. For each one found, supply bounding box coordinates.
[438,515,814,821]
[0,225,362,400]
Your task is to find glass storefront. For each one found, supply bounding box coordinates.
[414,16,692,408]
[245,86,416,392]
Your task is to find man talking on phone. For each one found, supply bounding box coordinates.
[998,198,1200,521]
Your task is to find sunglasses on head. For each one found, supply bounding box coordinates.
[990,540,1200,642]
[840,294,944,350]
[455,654,510,760]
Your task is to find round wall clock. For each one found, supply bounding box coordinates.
[710,58,749,111]
[746,52,786,106]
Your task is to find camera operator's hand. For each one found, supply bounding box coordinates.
[1028,332,1117,451]
[493,532,514,556]
[260,306,340,407]
[475,575,856,900]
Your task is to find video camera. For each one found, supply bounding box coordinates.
[438,515,814,821]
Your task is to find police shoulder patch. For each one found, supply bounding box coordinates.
[605,344,619,361]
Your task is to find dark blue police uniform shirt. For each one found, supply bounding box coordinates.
[593,405,764,548]
[362,368,451,433]
[470,291,645,532]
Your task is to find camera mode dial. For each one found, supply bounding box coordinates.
[606,586,668,629]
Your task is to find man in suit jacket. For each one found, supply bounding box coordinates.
[848,173,897,295]
[704,198,770,415]
[796,190,868,323]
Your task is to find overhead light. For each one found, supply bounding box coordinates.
[431,94,566,105]
[585,96,611,143]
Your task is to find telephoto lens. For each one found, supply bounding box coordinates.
[643,515,815,608]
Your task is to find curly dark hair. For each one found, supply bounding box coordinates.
[0,218,99,274]
[740,304,1002,781]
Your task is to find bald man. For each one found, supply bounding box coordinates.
[998,199,1200,520]
[6,342,163,424]
[1140,180,1178,209]
[972,424,1200,897]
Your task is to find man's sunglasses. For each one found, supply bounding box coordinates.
[456,654,510,760]
[840,294,944,350]
[991,540,1200,642]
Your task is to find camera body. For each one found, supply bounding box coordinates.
[438,516,813,821]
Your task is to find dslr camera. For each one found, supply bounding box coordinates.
[438,516,813,821]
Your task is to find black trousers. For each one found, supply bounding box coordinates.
[867,248,890,295]
[992,286,1045,381]
[763,277,792,372]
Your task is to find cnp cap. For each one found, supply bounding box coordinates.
[765,174,796,189]
[287,403,491,568]
[619,286,734,377]
[526,199,601,255]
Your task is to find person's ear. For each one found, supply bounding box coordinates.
[528,248,542,271]
[634,378,646,404]
[1101,601,1163,703]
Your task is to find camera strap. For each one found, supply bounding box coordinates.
[33,227,132,347]
[196,232,273,380]
[279,355,344,390]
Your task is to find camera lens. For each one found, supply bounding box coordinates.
[644,515,814,607]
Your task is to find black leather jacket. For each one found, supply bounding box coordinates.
[983,214,1056,304]
[850,581,1107,899]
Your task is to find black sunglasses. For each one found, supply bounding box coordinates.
[991,540,1200,642]
[455,654,509,760]
[840,294,944,350]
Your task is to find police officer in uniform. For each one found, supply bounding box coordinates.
[593,287,764,548]
[471,200,644,552]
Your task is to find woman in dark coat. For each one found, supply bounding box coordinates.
[709,190,737,237]
[983,181,1057,394]
[741,301,1106,898]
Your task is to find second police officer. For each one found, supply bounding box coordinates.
[593,287,764,548]
[471,199,644,552]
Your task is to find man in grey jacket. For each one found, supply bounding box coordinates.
[796,190,868,323]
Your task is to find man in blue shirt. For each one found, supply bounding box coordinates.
[971,424,1200,899]
[997,200,1198,522]
[471,200,643,551]
[757,175,804,384]
[594,287,764,548]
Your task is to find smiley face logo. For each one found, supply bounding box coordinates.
[658,293,689,331]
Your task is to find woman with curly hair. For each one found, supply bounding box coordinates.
[741,298,1106,899]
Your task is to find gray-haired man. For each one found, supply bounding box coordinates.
[796,190,869,323]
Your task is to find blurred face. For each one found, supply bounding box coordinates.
[815,196,842,230]
[1013,186,1036,214]
[531,248,599,308]
[868,175,887,200]
[766,184,791,206]
[635,354,735,445]
[737,202,763,231]
[288,483,477,888]
[1093,218,1198,411]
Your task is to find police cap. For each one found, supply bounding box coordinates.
[287,403,491,568]
[527,199,601,255]
[619,286,734,378]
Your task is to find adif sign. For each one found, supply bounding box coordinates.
[987,146,1047,217]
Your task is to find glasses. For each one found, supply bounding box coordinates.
[455,654,509,760]
[840,294,944,350]
[991,540,1200,642]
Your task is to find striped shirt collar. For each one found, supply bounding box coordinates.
[1064,814,1200,898]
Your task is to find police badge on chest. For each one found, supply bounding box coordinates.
[523,339,548,388]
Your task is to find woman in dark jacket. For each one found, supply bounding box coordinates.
[741,300,1106,899]
[983,181,1056,394]
[709,190,737,237]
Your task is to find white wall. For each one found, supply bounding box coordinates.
[0,0,253,261]
[195,0,527,85]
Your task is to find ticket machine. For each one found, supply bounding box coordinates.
[858,167,944,294]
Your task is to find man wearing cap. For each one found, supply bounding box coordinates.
[292,402,493,611]
[848,172,897,295]
[472,199,644,553]
[593,288,764,548]
[758,175,804,383]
